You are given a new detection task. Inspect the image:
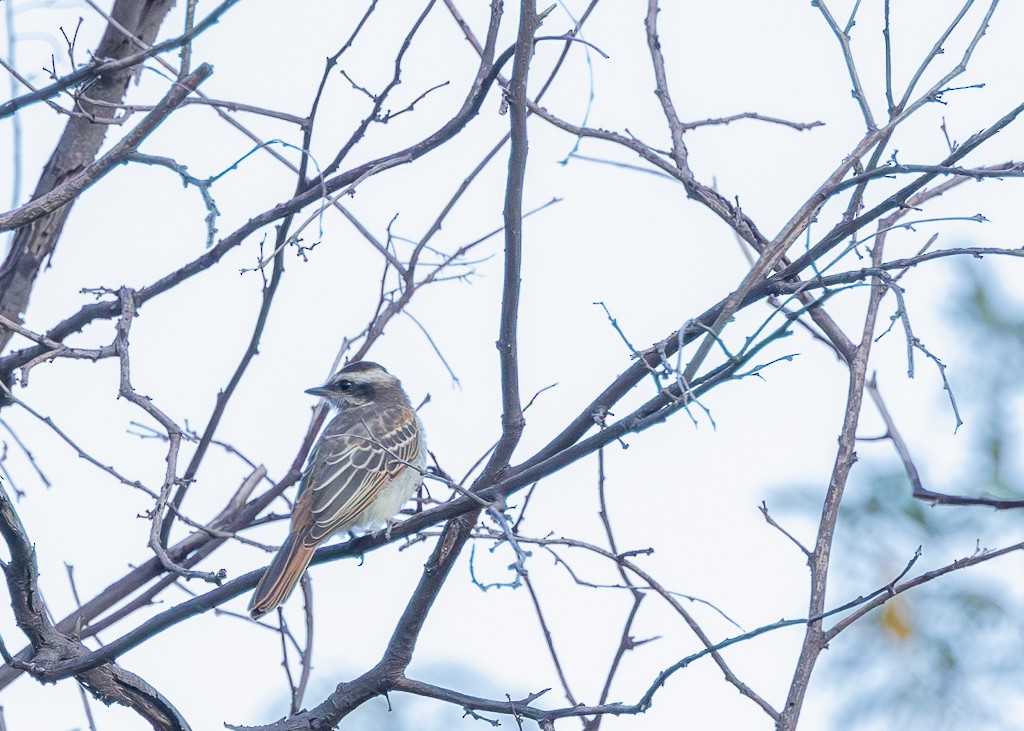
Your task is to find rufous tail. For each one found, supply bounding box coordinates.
[248,534,316,619]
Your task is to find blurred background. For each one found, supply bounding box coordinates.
[1,1,1023,729]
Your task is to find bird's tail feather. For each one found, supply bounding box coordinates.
[248,534,316,619]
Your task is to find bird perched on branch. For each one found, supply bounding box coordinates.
[248,361,426,619]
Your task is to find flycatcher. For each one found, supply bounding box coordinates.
[248,361,426,618]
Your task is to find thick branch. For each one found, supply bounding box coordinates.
[479,0,538,479]
[0,0,184,352]
[0,483,190,729]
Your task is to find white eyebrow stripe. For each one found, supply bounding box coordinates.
[332,367,396,387]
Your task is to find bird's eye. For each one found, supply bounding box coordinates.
[338,380,352,391]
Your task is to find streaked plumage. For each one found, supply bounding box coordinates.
[248,362,425,619]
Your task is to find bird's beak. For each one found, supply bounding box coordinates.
[305,385,331,398]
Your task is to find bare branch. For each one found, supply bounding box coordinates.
[0,64,213,232]
[0,0,238,120]
[0,482,191,729]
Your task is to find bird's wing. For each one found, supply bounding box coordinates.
[293,403,420,544]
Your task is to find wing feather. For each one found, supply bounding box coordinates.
[296,403,420,545]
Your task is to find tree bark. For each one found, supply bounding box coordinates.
[0,0,177,350]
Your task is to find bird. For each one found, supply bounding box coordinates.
[248,361,426,619]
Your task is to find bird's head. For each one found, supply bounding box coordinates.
[305,361,404,408]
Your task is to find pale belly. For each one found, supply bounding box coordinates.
[352,418,427,531]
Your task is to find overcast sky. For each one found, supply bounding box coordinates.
[2,1,1024,729]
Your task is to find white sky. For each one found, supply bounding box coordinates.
[1,1,1024,729]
